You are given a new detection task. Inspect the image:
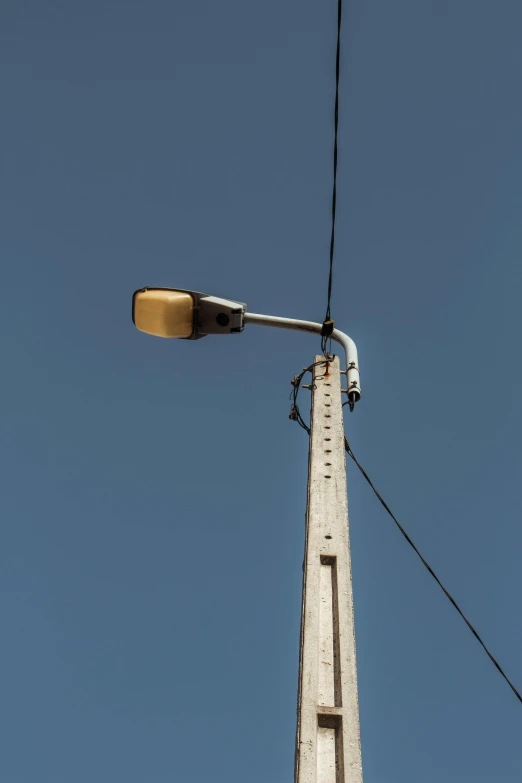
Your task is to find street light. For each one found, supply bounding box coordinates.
[132,285,364,782]
[132,286,361,405]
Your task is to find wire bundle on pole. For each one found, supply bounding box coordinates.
[289,360,330,433]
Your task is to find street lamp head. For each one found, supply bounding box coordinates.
[132,287,361,407]
[132,287,246,340]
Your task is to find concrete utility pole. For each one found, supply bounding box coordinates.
[295,355,363,783]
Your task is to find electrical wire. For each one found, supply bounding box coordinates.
[289,364,522,704]
[344,436,522,704]
[289,359,331,434]
[321,0,344,357]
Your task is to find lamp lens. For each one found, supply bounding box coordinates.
[133,289,194,338]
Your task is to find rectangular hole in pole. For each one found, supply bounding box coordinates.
[320,555,342,708]
[317,713,344,783]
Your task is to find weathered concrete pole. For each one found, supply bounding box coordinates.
[295,355,363,783]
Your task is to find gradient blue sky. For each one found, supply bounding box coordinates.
[2,1,522,781]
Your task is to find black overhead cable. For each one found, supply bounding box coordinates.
[321,0,343,356]
[288,365,522,705]
[344,436,522,705]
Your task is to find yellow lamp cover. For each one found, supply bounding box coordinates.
[133,289,194,338]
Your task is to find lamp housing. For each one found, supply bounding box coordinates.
[132,287,246,339]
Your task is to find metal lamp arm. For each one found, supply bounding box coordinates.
[243,312,361,404]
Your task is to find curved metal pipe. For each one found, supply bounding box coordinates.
[243,312,361,404]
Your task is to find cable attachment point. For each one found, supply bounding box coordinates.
[289,406,298,421]
[321,319,335,338]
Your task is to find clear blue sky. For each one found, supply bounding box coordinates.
[2,1,522,781]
